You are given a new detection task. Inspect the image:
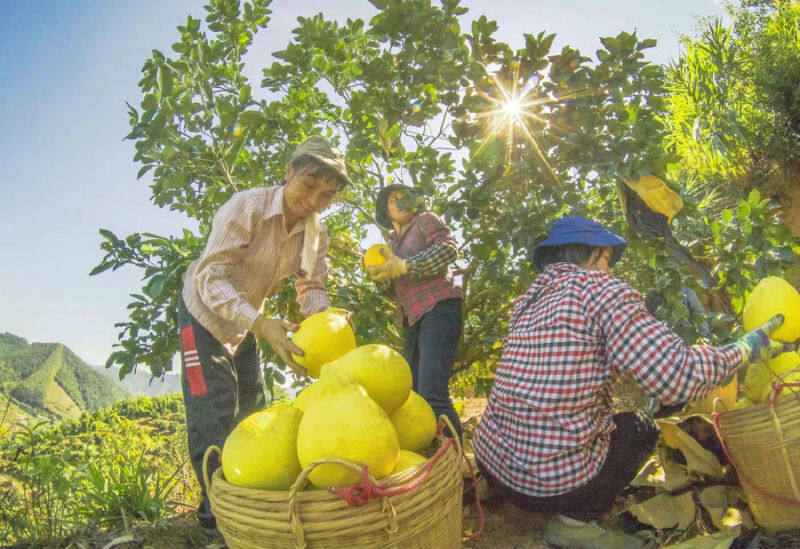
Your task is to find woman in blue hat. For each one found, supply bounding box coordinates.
[472,215,795,548]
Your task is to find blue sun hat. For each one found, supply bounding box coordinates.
[531,215,628,270]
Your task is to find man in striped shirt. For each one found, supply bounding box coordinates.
[178,136,350,531]
[473,215,796,548]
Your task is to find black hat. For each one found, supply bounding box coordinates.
[375,184,414,230]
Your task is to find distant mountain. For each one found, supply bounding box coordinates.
[90,364,182,397]
[0,332,130,424]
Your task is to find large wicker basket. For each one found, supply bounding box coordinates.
[713,383,800,532]
[203,417,465,548]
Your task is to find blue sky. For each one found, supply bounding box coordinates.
[0,0,728,366]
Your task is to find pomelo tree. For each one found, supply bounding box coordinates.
[93,0,799,395]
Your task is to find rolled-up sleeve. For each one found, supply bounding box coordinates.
[193,193,261,332]
[590,279,743,405]
[296,226,330,317]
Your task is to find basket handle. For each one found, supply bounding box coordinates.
[287,457,395,549]
[712,396,729,415]
[202,444,222,493]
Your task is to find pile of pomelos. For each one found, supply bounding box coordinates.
[220,307,438,490]
[735,276,800,408]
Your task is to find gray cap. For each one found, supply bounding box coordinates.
[291,136,351,186]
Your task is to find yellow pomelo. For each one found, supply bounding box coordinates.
[767,352,800,376]
[734,397,754,409]
[363,244,392,268]
[742,277,800,342]
[779,368,800,386]
[390,449,428,475]
[389,390,437,452]
[296,383,399,488]
[290,308,356,378]
[744,362,774,403]
[221,403,302,489]
[320,344,412,414]
[292,374,357,413]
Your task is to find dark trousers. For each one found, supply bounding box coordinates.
[479,411,659,521]
[403,298,464,440]
[178,298,266,520]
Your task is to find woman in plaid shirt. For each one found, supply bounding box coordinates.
[473,215,795,548]
[366,184,464,439]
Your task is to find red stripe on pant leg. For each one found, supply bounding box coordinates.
[181,325,197,352]
[181,326,206,395]
[186,365,208,396]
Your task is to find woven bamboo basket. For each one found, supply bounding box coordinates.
[713,383,800,532]
[686,377,738,415]
[203,416,466,548]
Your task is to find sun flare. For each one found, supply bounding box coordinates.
[470,62,594,189]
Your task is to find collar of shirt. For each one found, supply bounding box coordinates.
[521,262,582,299]
[388,213,420,248]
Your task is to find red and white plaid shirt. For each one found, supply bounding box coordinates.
[389,213,463,326]
[473,263,742,497]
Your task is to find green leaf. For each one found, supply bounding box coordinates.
[144,275,165,299]
[137,165,153,179]
[627,492,696,530]
[657,418,724,479]
[698,486,749,530]
[238,84,252,103]
[736,202,751,221]
[99,229,118,243]
[638,38,658,50]
[89,262,113,276]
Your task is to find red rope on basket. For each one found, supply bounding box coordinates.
[461,444,486,540]
[330,438,456,506]
[712,383,800,508]
[766,382,800,405]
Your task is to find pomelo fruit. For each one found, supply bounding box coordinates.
[364,244,392,268]
[290,308,356,378]
[296,382,399,488]
[389,390,437,452]
[293,373,357,413]
[744,362,773,403]
[743,277,800,342]
[767,351,800,376]
[221,403,302,489]
[390,449,428,475]
[778,368,800,388]
[320,344,412,414]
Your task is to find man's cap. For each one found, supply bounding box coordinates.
[375,184,414,230]
[531,215,628,270]
[291,136,352,186]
